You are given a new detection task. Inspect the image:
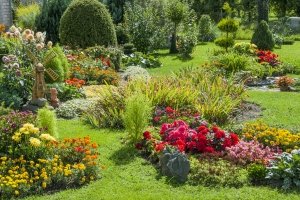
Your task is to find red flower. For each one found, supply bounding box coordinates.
[135,143,143,150]
[212,126,219,133]
[155,142,167,152]
[215,130,225,139]
[230,133,239,145]
[204,146,215,153]
[143,131,152,140]
[222,138,232,148]
[165,107,174,114]
[175,139,185,152]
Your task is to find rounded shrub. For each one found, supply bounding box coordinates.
[59,0,117,48]
[251,20,275,50]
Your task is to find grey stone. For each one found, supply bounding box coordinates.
[287,17,300,33]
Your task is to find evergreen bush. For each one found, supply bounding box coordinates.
[36,0,72,43]
[251,20,275,50]
[59,0,117,48]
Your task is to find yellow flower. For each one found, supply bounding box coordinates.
[42,182,47,189]
[29,137,41,147]
[15,190,19,196]
[40,134,56,142]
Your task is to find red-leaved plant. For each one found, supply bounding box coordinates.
[257,50,280,66]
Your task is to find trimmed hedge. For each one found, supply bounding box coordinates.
[59,0,117,48]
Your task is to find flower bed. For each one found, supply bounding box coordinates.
[0,112,100,199]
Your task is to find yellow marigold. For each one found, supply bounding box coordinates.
[40,134,56,142]
[29,137,41,147]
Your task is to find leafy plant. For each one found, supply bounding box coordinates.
[251,20,275,50]
[37,107,58,138]
[215,17,239,51]
[189,157,248,187]
[47,83,85,102]
[16,3,40,29]
[248,163,268,185]
[276,76,295,91]
[123,92,152,144]
[266,150,300,190]
[122,52,162,68]
[198,15,216,42]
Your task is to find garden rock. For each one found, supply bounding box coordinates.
[287,17,300,33]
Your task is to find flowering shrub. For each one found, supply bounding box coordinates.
[233,42,257,55]
[256,50,280,67]
[137,120,239,155]
[243,121,300,152]
[65,78,86,88]
[266,149,300,190]
[225,141,275,166]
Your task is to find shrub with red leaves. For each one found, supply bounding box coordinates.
[256,50,280,66]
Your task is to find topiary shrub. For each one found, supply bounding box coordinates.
[59,0,117,48]
[215,18,239,51]
[251,20,275,50]
[198,14,216,42]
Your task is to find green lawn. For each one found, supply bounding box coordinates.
[247,90,300,131]
[149,41,300,77]
[24,120,300,200]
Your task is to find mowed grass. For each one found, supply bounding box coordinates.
[24,120,300,200]
[247,90,300,131]
[148,43,218,76]
[149,41,300,77]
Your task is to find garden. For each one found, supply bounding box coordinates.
[1,0,300,199]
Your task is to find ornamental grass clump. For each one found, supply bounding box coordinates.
[123,93,152,144]
[37,107,58,138]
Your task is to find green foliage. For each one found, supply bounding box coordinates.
[214,37,235,50]
[217,18,239,33]
[47,83,85,102]
[123,43,136,55]
[123,92,152,144]
[125,0,170,53]
[44,49,65,83]
[178,24,198,58]
[122,52,162,68]
[248,163,267,185]
[103,0,127,23]
[83,86,124,129]
[35,0,72,43]
[210,52,251,74]
[0,102,13,116]
[266,150,300,190]
[166,0,188,26]
[215,17,239,51]
[257,0,269,22]
[59,0,117,48]
[198,15,216,42]
[251,20,275,50]
[159,147,190,183]
[16,3,40,29]
[115,23,130,45]
[189,157,249,187]
[37,107,58,138]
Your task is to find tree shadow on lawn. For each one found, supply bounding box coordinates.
[151,51,193,62]
[109,144,138,166]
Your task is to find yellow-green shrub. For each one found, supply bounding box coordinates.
[16,4,40,29]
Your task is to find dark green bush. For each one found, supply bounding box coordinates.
[115,23,130,45]
[214,37,234,49]
[123,43,136,55]
[247,163,267,185]
[36,0,72,43]
[59,0,117,48]
[282,38,295,45]
[251,20,275,50]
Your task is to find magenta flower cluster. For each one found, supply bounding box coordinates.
[225,140,275,165]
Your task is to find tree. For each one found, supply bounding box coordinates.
[166,0,189,53]
[257,0,269,22]
[241,0,257,24]
[251,20,275,50]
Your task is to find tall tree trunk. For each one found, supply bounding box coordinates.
[170,23,178,54]
[257,0,269,22]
